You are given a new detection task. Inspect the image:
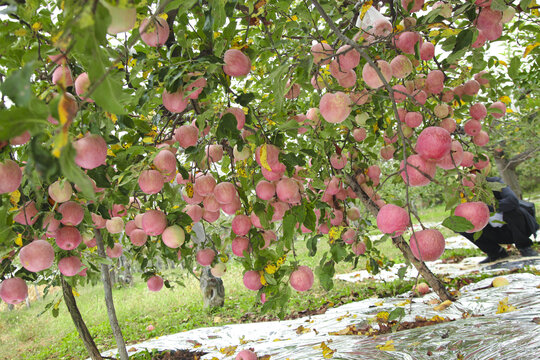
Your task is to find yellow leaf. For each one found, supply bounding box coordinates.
[397,299,411,306]
[314,342,336,359]
[496,297,517,314]
[433,300,453,311]
[72,289,80,297]
[185,182,194,198]
[376,311,389,322]
[32,22,42,31]
[374,301,384,306]
[185,224,192,233]
[260,144,272,171]
[14,28,28,37]
[142,136,153,143]
[360,1,373,19]
[10,190,20,205]
[159,13,168,20]
[376,340,395,351]
[499,96,511,104]
[523,42,540,57]
[498,60,508,66]
[295,325,311,334]
[265,263,277,274]
[15,233,23,247]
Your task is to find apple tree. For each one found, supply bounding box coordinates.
[1,0,537,359]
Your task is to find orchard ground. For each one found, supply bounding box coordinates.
[1,199,539,360]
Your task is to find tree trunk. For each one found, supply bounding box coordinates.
[94,229,129,360]
[346,174,455,302]
[493,151,523,199]
[61,276,103,360]
[200,268,225,308]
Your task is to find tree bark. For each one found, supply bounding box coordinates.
[94,229,129,360]
[346,174,456,302]
[61,276,103,360]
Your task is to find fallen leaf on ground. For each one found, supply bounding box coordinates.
[433,300,453,311]
[376,340,395,351]
[496,297,517,314]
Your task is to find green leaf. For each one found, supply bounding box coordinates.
[59,144,96,200]
[254,202,270,228]
[397,265,408,280]
[303,204,316,231]
[453,29,475,53]
[330,244,347,262]
[441,215,474,232]
[235,92,255,106]
[388,307,406,322]
[490,0,508,11]
[487,181,507,192]
[0,103,49,140]
[508,56,521,80]
[306,235,320,256]
[473,230,483,241]
[282,213,297,249]
[73,6,130,114]
[316,260,335,291]
[0,62,34,106]
[216,113,242,142]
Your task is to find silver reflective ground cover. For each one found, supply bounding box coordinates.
[99,273,540,360]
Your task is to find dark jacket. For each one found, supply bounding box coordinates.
[488,177,539,240]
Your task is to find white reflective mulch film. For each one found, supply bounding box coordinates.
[99,273,540,360]
[335,255,540,283]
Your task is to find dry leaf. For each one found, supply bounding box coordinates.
[219,346,237,355]
[376,340,396,351]
[313,342,336,359]
[295,325,311,334]
[496,297,517,314]
[433,300,453,311]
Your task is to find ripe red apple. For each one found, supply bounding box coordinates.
[232,214,251,236]
[401,0,424,13]
[139,17,169,47]
[130,229,148,246]
[420,42,435,61]
[196,248,216,266]
[106,243,123,258]
[415,126,452,161]
[400,154,437,186]
[336,45,360,71]
[214,181,237,204]
[362,60,392,88]
[377,204,410,237]
[52,65,74,87]
[58,256,83,277]
[454,202,490,233]
[0,159,22,194]
[55,226,82,250]
[289,266,314,292]
[413,283,430,295]
[437,140,464,169]
[409,229,445,261]
[147,275,164,292]
[470,103,487,120]
[352,241,367,255]
[489,101,506,118]
[0,278,28,305]
[473,131,490,146]
[223,49,251,77]
[139,170,165,194]
[353,128,367,142]
[311,42,333,65]
[235,349,257,360]
[232,236,251,257]
[73,134,107,170]
[194,174,216,197]
[10,131,31,145]
[464,119,482,136]
[58,201,85,226]
[19,240,55,272]
[174,124,199,149]
[74,72,94,102]
[319,91,352,123]
[243,270,262,291]
[142,209,167,236]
